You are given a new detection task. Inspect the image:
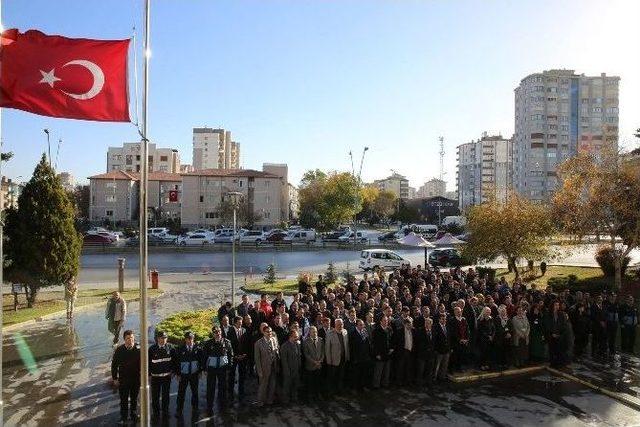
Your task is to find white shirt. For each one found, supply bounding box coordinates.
[404,327,413,351]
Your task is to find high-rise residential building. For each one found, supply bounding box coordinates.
[457,133,513,211]
[373,173,410,199]
[107,142,180,173]
[1,177,23,209]
[57,172,75,191]
[192,127,240,170]
[514,69,619,201]
[417,178,446,198]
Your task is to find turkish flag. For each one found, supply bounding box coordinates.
[0,29,130,122]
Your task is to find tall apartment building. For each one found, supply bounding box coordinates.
[180,168,284,228]
[192,128,240,170]
[457,133,513,210]
[57,172,75,191]
[1,177,23,210]
[373,173,410,199]
[416,178,446,198]
[107,142,181,173]
[514,69,619,201]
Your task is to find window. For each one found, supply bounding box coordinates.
[136,155,141,161]
[581,98,589,104]
[547,97,557,102]
[199,195,204,203]
[592,107,602,113]
[239,180,243,187]
[606,107,618,114]
[106,210,114,216]
[606,117,618,123]
[159,165,168,172]
[126,155,133,165]
[205,212,218,219]
[106,182,116,189]
[560,135,569,141]
[530,133,544,139]
[106,194,116,202]
[265,181,270,187]
[265,195,270,203]
[549,124,557,130]
[160,155,168,162]
[592,98,603,104]
[547,87,557,93]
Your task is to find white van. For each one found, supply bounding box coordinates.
[284,229,317,243]
[359,249,410,271]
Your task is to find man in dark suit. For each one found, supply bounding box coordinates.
[450,306,471,372]
[372,316,394,389]
[415,317,435,387]
[227,316,249,400]
[433,313,451,382]
[349,319,372,390]
[393,317,415,385]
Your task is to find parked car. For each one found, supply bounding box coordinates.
[428,247,464,267]
[266,231,288,242]
[83,234,114,245]
[214,230,239,243]
[177,233,212,246]
[377,231,399,242]
[338,231,368,244]
[239,230,265,244]
[322,230,348,242]
[153,232,178,243]
[127,234,170,246]
[86,227,119,242]
[149,227,170,236]
[284,229,316,243]
[359,249,410,271]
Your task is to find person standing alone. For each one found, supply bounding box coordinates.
[65,278,78,320]
[106,292,127,345]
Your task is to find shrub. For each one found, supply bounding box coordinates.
[540,262,547,276]
[156,308,218,345]
[595,246,630,277]
[325,261,337,284]
[476,266,496,283]
[263,264,277,284]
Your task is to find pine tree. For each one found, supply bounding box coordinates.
[5,155,82,307]
[325,261,337,284]
[263,263,277,284]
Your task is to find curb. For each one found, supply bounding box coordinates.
[546,366,640,411]
[2,289,165,332]
[448,365,546,382]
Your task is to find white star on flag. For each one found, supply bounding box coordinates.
[39,69,61,88]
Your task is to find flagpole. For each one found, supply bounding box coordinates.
[1,2,6,425]
[138,0,151,425]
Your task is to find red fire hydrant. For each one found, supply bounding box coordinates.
[150,269,159,289]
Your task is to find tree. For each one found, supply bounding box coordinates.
[298,170,361,231]
[553,149,640,289]
[463,193,555,278]
[4,155,82,307]
[263,263,277,284]
[217,195,262,228]
[373,190,397,223]
[72,184,90,219]
[391,199,420,224]
[1,152,13,162]
[357,185,379,225]
[325,261,337,284]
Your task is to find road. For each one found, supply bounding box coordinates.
[78,244,640,287]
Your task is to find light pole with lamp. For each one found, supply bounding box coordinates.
[226,191,242,306]
[43,128,51,166]
[350,147,368,245]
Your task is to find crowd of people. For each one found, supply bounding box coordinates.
[109,264,639,424]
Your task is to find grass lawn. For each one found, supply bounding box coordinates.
[494,265,636,292]
[242,278,299,295]
[2,288,162,327]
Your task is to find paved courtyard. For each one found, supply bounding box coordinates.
[2,276,640,426]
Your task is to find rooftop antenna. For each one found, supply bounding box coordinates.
[439,136,445,181]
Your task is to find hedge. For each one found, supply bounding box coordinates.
[156,308,218,345]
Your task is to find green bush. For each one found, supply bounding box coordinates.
[595,246,630,277]
[264,264,277,284]
[156,308,218,345]
[476,266,497,283]
[325,261,337,284]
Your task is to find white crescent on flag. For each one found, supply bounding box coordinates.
[60,59,105,100]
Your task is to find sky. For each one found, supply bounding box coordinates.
[2,0,639,190]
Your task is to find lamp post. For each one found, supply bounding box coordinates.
[43,128,51,166]
[226,191,242,306]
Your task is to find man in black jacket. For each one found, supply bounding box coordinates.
[227,316,249,400]
[372,316,394,389]
[415,317,435,387]
[174,331,201,417]
[433,313,451,381]
[149,330,175,418]
[349,319,372,390]
[202,325,234,416]
[111,330,140,425]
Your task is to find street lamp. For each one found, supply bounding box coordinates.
[226,191,242,306]
[43,129,51,166]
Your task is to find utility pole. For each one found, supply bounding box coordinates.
[43,128,51,166]
[439,136,445,182]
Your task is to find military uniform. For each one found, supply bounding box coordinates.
[149,332,175,415]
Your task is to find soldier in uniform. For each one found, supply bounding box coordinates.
[202,325,234,416]
[149,330,175,417]
[175,331,201,417]
[111,330,140,425]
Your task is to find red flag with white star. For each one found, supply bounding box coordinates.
[0,29,130,122]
